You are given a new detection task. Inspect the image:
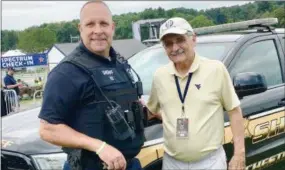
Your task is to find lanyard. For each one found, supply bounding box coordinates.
[174,73,193,116]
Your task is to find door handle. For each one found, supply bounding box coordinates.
[278,99,285,106]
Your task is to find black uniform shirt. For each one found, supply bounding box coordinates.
[39,43,118,125]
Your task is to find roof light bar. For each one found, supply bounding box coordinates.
[194,18,278,35]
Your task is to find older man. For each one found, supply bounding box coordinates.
[146,17,245,170]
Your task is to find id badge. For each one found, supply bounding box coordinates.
[176,118,189,139]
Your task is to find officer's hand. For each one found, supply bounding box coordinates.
[139,98,162,121]
[139,98,145,106]
[97,143,126,170]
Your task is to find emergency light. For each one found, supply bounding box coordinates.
[194,18,278,35]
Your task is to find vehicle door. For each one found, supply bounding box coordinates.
[224,34,285,169]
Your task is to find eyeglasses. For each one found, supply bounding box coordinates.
[162,36,187,48]
[162,31,193,48]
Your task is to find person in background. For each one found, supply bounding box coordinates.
[4,67,21,96]
[4,67,21,107]
[37,77,43,87]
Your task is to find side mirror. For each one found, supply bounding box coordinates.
[233,72,267,98]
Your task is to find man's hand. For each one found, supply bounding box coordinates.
[229,153,245,170]
[139,98,145,105]
[40,120,126,170]
[17,83,23,88]
[97,143,126,170]
[139,98,162,120]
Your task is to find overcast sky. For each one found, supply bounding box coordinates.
[2,1,251,31]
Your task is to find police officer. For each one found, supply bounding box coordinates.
[38,1,145,170]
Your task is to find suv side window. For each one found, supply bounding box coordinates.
[230,40,283,87]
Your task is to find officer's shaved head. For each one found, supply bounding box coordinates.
[80,0,112,22]
[78,0,115,57]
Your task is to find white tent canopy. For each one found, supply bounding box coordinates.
[2,50,25,57]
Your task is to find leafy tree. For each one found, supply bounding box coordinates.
[243,3,258,20]
[257,1,273,13]
[190,15,214,28]
[208,8,228,24]
[261,11,273,18]
[139,8,158,19]
[17,28,56,53]
[272,7,285,27]
[57,22,80,43]
[166,9,176,18]
[175,7,198,16]
[114,13,140,39]
[1,30,19,52]
[172,12,187,19]
[2,1,284,51]
[157,7,167,18]
[39,20,79,43]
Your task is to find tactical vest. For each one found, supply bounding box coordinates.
[61,44,146,169]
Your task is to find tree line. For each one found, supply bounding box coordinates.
[1,1,284,53]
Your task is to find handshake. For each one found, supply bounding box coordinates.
[139,99,162,126]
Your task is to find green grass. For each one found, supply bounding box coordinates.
[19,98,42,112]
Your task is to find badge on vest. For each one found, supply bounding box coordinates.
[176,118,189,139]
[102,69,113,75]
[101,69,115,81]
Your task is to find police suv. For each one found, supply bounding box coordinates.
[1,18,285,170]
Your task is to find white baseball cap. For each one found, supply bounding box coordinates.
[159,17,194,40]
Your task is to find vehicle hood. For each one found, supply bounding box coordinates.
[1,107,62,155]
[1,95,162,155]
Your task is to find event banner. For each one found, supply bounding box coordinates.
[1,53,47,68]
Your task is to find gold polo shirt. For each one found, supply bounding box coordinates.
[147,54,240,162]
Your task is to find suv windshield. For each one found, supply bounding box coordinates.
[128,42,235,94]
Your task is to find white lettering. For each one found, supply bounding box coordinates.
[14,62,23,67]
[252,161,262,169]
[246,165,252,170]
[27,61,34,65]
[3,58,9,62]
[1,55,38,68]
[246,151,285,170]
[261,158,269,166]
[102,70,114,75]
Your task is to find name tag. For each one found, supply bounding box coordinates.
[95,68,128,89]
[176,118,189,139]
